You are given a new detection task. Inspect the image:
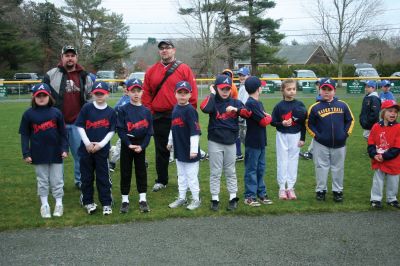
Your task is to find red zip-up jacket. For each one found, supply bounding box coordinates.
[142,61,198,114]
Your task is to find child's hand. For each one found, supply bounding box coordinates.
[282,119,292,127]
[85,143,95,153]
[128,144,135,150]
[61,152,68,159]
[263,111,270,117]
[24,157,32,164]
[226,106,237,113]
[190,152,197,159]
[374,154,383,162]
[132,145,142,153]
[209,84,216,94]
[166,144,173,151]
[91,142,102,153]
[298,141,305,147]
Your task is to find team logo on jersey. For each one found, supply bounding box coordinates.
[127,119,149,131]
[318,107,344,117]
[86,119,110,129]
[377,132,390,154]
[33,119,57,133]
[216,110,237,120]
[282,111,296,126]
[172,117,185,127]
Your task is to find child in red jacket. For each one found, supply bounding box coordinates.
[368,100,400,209]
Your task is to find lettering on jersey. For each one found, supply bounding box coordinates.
[318,107,344,117]
[86,119,110,129]
[216,110,237,120]
[376,132,390,154]
[172,117,185,127]
[127,119,149,131]
[281,111,296,126]
[33,119,57,134]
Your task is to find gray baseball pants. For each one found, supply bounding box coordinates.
[35,164,64,198]
[370,169,399,202]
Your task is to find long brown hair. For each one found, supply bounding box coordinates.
[31,94,56,108]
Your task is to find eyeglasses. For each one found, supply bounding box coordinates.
[159,46,173,51]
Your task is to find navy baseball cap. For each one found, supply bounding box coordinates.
[158,40,174,48]
[319,78,336,90]
[380,80,391,87]
[126,78,143,91]
[175,81,192,93]
[32,83,51,97]
[91,81,110,94]
[244,76,261,94]
[61,45,77,55]
[365,80,377,88]
[215,74,232,89]
[237,67,250,76]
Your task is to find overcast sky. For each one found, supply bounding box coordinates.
[36,0,400,46]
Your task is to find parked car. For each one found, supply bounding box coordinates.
[6,73,40,94]
[96,70,118,91]
[291,70,318,91]
[128,72,146,81]
[354,63,380,85]
[261,73,282,88]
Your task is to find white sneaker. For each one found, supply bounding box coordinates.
[40,204,51,218]
[152,183,166,192]
[85,203,97,215]
[168,198,187,208]
[53,205,64,217]
[187,199,201,210]
[103,205,112,215]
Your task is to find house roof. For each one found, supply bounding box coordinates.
[276,45,322,64]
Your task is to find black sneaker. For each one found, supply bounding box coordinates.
[236,155,244,162]
[333,191,343,202]
[300,151,313,160]
[227,197,239,211]
[371,200,383,209]
[316,191,326,201]
[120,202,129,213]
[139,201,150,213]
[210,200,219,211]
[109,162,116,172]
[387,200,400,209]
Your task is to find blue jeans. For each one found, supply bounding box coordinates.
[244,146,267,199]
[66,124,82,185]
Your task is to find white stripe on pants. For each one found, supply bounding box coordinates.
[370,169,399,202]
[276,131,301,190]
[208,140,238,196]
[175,160,200,200]
[313,140,346,193]
[35,164,64,198]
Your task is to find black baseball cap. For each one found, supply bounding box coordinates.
[158,40,174,48]
[61,45,77,55]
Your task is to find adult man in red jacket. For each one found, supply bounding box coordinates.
[142,40,198,192]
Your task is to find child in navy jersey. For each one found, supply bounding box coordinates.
[19,83,68,218]
[75,81,116,215]
[117,78,153,213]
[243,76,273,206]
[167,81,201,210]
[271,79,307,200]
[200,74,251,211]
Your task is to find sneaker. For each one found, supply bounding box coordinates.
[259,196,273,205]
[279,189,288,200]
[286,189,297,200]
[120,202,129,213]
[40,204,51,218]
[139,201,150,213]
[300,151,313,160]
[169,198,187,208]
[103,205,112,215]
[244,198,261,207]
[109,162,116,172]
[187,199,201,210]
[85,203,97,214]
[169,157,174,163]
[371,200,383,209]
[53,205,63,217]
[227,197,239,211]
[200,152,208,161]
[333,191,343,202]
[316,191,326,201]
[210,200,219,211]
[152,183,166,192]
[236,155,244,162]
[387,200,400,209]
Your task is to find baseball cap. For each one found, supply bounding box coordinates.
[61,45,77,55]
[365,80,377,88]
[91,81,110,94]
[215,74,232,89]
[319,78,336,90]
[380,80,391,87]
[237,67,250,76]
[158,40,174,48]
[381,100,399,110]
[32,83,51,97]
[126,78,143,91]
[244,76,261,94]
[175,81,192,93]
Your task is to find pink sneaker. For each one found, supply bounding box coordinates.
[286,189,297,200]
[279,189,287,200]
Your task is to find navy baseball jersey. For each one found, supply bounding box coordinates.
[245,97,269,148]
[171,104,201,162]
[19,106,68,164]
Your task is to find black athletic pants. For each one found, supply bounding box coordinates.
[120,143,147,195]
[153,116,171,185]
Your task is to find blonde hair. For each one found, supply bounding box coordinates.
[280,79,297,99]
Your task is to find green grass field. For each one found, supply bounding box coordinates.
[0,89,397,231]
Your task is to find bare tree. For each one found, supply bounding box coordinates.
[312,0,383,85]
